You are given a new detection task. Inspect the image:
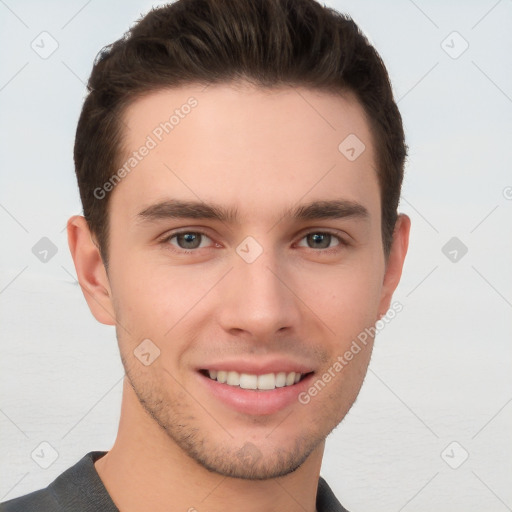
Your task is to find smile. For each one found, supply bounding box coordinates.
[201,369,310,390]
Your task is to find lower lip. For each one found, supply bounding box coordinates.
[197,371,315,415]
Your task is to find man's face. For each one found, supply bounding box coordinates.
[102,82,396,479]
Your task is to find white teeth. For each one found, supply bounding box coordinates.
[206,370,305,390]
[257,373,276,390]
[275,372,286,387]
[239,373,258,390]
[227,371,240,386]
[285,372,296,386]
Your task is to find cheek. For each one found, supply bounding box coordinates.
[109,255,213,338]
[296,256,383,337]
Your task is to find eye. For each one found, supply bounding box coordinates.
[164,231,214,252]
[296,231,344,250]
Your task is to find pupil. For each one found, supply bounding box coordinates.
[179,233,200,249]
[309,233,330,249]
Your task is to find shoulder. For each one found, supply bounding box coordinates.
[0,451,113,512]
[0,487,62,512]
[317,476,352,512]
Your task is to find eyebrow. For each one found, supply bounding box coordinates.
[136,198,369,225]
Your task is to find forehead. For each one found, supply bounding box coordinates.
[111,82,380,226]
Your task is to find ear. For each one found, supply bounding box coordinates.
[377,213,411,319]
[67,215,116,326]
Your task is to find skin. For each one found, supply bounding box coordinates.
[68,81,410,512]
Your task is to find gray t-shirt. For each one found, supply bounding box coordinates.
[0,451,350,512]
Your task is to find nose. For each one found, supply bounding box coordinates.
[216,244,302,342]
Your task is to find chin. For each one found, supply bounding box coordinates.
[171,434,323,480]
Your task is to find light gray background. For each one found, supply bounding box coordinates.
[1,1,511,511]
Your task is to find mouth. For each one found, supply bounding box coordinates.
[196,366,316,415]
[199,369,313,391]
[195,357,317,415]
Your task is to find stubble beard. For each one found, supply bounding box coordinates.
[121,354,340,480]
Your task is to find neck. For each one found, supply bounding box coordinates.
[95,377,324,512]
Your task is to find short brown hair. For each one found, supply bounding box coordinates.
[74,0,407,265]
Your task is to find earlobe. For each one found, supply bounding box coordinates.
[67,215,116,326]
[377,213,411,319]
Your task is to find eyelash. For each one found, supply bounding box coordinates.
[159,229,349,255]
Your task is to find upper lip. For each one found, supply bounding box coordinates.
[198,357,315,376]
